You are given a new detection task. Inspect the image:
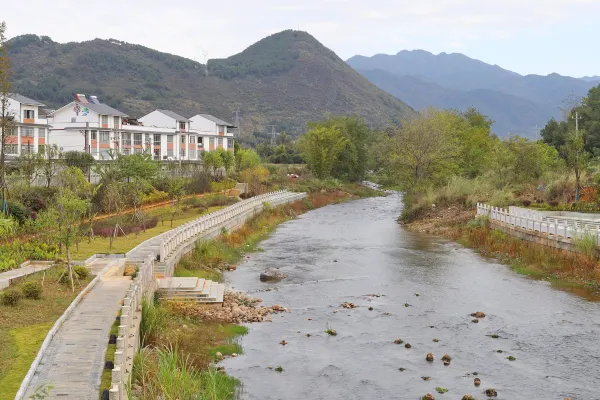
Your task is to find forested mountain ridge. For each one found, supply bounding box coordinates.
[348,50,599,137]
[7,30,414,136]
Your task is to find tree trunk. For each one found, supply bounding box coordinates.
[67,246,74,292]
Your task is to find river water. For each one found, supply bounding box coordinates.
[223,192,600,400]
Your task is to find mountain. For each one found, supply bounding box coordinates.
[580,76,600,82]
[348,50,599,137]
[7,31,414,137]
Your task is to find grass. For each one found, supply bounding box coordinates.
[130,300,248,399]
[0,266,93,400]
[0,322,53,399]
[70,206,223,260]
[98,315,120,399]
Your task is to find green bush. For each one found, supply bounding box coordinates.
[22,282,43,299]
[74,265,89,279]
[7,201,30,225]
[1,289,22,306]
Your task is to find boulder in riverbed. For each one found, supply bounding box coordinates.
[426,353,434,362]
[485,388,498,397]
[422,394,435,400]
[474,378,481,386]
[260,269,288,282]
[471,311,486,318]
[462,396,475,400]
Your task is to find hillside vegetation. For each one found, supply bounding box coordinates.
[7,30,414,136]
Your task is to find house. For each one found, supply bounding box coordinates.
[47,95,128,159]
[136,110,199,160]
[189,114,236,151]
[46,94,236,161]
[1,93,49,157]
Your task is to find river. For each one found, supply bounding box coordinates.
[223,192,600,400]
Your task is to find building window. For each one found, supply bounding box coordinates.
[7,127,16,136]
[91,130,97,140]
[22,127,34,137]
[134,147,143,154]
[100,131,110,144]
[153,148,160,160]
[181,135,186,144]
[189,136,195,144]
[167,149,174,157]
[102,115,108,126]
[122,148,130,155]
[133,133,142,146]
[91,147,98,156]
[24,110,35,120]
[167,135,173,144]
[122,133,131,146]
[38,128,46,138]
[38,144,46,155]
[21,144,33,154]
[197,137,203,145]
[180,148,186,158]
[5,144,18,154]
[179,122,186,131]
[227,138,234,148]
[189,149,197,160]
[145,134,151,148]
[218,125,224,135]
[218,137,223,146]
[100,149,111,160]
[153,134,161,146]
[113,116,120,128]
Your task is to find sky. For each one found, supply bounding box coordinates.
[4,0,600,77]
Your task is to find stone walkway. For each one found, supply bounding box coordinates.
[22,259,130,399]
[0,262,53,291]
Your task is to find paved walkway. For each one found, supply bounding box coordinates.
[0,262,53,291]
[23,259,130,399]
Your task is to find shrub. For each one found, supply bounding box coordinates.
[73,265,89,279]
[7,201,30,224]
[185,170,212,194]
[22,282,43,299]
[549,200,559,207]
[22,194,46,212]
[1,289,22,306]
[522,200,531,207]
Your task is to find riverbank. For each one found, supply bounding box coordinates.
[126,184,383,399]
[401,204,600,297]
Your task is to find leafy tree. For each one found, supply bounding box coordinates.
[167,176,185,206]
[235,148,261,170]
[40,144,62,187]
[55,166,90,198]
[40,189,90,291]
[114,152,158,182]
[217,148,235,174]
[309,115,370,181]
[201,150,224,176]
[299,126,348,179]
[240,166,269,195]
[384,108,459,191]
[561,130,590,201]
[0,21,14,215]
[63,151,95,177]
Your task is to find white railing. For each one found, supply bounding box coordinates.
[477,203,600,246]
[127,190,306,264]
[109,256,156,400]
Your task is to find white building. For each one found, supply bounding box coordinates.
[47,96,129,159]
[189,114,236,152]
[1,93,49,157]
[47,95,236,161]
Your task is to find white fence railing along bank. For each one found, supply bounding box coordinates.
[109,256,156,400]
[126,190,306,264]
[477,203,600,246]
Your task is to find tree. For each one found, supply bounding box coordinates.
[561,130,590,201]
[40,144,62,187]
[167,176,185,206]
[384,108,459,191]
[235,148,261,170]
[309,115,370,181]
[202,151,224,176]
[55,166,91,198]
[218,148,235,174]
[0,21,14,215]
[240,166,269,195]
[40,190,90,291]
[63,151,95,178]
[299,126,348,180]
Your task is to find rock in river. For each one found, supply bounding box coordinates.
[260,268,288,282]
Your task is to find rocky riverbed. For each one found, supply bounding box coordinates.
[220,192,600,399]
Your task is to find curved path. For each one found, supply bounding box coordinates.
[22,259,129,399]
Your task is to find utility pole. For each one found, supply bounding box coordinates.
[270,125,276,146]
[572,111,583,201]
[233,110,241,137]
